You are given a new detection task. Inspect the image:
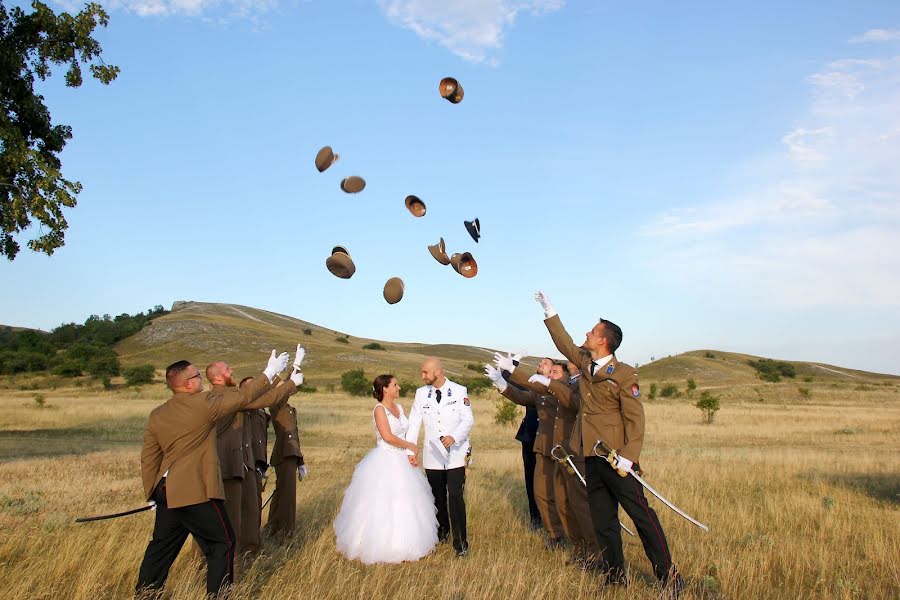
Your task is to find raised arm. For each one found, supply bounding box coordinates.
[501,381,537,407]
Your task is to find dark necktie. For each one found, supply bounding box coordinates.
[590,361,597,376]
[435,389,442,403]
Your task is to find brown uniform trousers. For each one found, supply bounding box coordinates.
[268,398,304,535]
[241,408,269,553]
[531,375,602,563]
[501,375,571,541]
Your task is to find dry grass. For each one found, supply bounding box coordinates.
[0,379,898,600]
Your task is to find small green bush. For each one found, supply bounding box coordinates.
[494,397,519,426]
[648,383,657,401]
[466,363,483,372]
[362,342,385,351]
[32,393,46,408]
[341,368,369,396]
[687,378,697,395]
[124,365,155,386]
[659,383,679,398]
[704,351,715,359]
[748,359,795,381]
[798,386,813,400]
[695,391,720,424]
[398,381,417,398]
[303,328,312,335]
[335,336,350,344]
[298,386,317,394]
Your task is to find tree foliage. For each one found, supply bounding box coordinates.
[340,368,369,397]
[0,1,119,260]
[695,391,721,424]
[747,359,796,383]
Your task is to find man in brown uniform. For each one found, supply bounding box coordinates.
[535,291,684,598]
[266,383,305,536]
[518,361,602,570]
[239,378,270,555]
[486,357,573,549]
[136,348,303,597]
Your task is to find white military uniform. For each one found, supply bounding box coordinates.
[405,379,474,470]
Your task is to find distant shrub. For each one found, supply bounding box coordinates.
[466,363,483,372]
[748,359,796,382]
[362,342,385,351]
[124,365,155,386]
[803,376,814,383]
[298,386,317,394]
[398,381,416,398]
[494,397,519,426]
[686,378,697,395]
[32,393,46,408]
[341,368,369,396]
[854,384,873,392]
[659,383,679,398]
[704,351,715,359]
[52,360,83,377]
[648,383,657,401]
[335,336,350,344]
[101,377,113,390]
[695,391,720,424]
[303,328,312,335]
[798,386,813,400]
[456,376,491,396]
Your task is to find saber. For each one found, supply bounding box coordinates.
[551,444,635,537]
[592,441,709,532]
[76,504,154,523]
[262,489,275,509]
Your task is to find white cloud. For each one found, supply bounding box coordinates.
[376,0,565,64]
[641,52,900,308]
[850,28,900,43]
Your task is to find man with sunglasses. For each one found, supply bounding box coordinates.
[534,291,685,599]
[136,347,305,598]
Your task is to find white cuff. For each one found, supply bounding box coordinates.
[544,307,557,319]
[495,380,508,393]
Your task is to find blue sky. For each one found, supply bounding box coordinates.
[3,0,900,375]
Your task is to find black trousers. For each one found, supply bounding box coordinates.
[426,467,468,553]
[136,483,235,597]
[585,456,673,581]
[521,443,541,525]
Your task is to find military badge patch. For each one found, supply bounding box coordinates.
[463,397,470,406]
[631,384,640,398]
[606,364,614,374]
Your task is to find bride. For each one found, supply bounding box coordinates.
[333,374,439,564]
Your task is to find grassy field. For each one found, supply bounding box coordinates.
[0,370,898,600]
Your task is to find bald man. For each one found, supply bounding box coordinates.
[405,358,474,557]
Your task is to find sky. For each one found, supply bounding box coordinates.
[2,0,900,375]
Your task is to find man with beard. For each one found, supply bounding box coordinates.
[405,357,473,557]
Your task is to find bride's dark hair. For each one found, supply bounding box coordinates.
[372,374,395,402]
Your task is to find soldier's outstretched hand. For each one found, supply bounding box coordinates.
[535,290,556,318]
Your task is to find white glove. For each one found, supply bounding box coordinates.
[289,368,304,387]
[528,374,551,387]
[535,290,557,318]
[292,344,306,370]
[484,364,507,392]
[610,452,633,477]
[263,349,290,382]
[298,465,308,480]
[493,352,517,373]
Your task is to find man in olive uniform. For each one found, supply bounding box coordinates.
[266,387,305,536]
[535,291,685,598]
[136,348,303,597]
[486,357,573,548]
[514,361,603,569]
[239,376,270,555]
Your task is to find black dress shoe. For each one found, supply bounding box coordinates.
[455,545,469,558]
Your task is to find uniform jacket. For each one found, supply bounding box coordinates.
[245,408,270,470]
[405,379,473,470]
[211,389,248,481]
[515,404,539,445]
[500,375,555,457]
[544,315,645,463]
[508,368,577,456]
[270,394,303,467]
[140,374,296,509]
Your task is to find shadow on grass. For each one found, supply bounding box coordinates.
[827,473,900,505]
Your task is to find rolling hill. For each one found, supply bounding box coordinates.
[114,301,900,388]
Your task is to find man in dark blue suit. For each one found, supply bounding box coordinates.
[515,402,542,529]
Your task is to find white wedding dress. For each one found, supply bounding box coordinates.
[333,403,439,564]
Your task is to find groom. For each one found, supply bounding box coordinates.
[406,357,474,557]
